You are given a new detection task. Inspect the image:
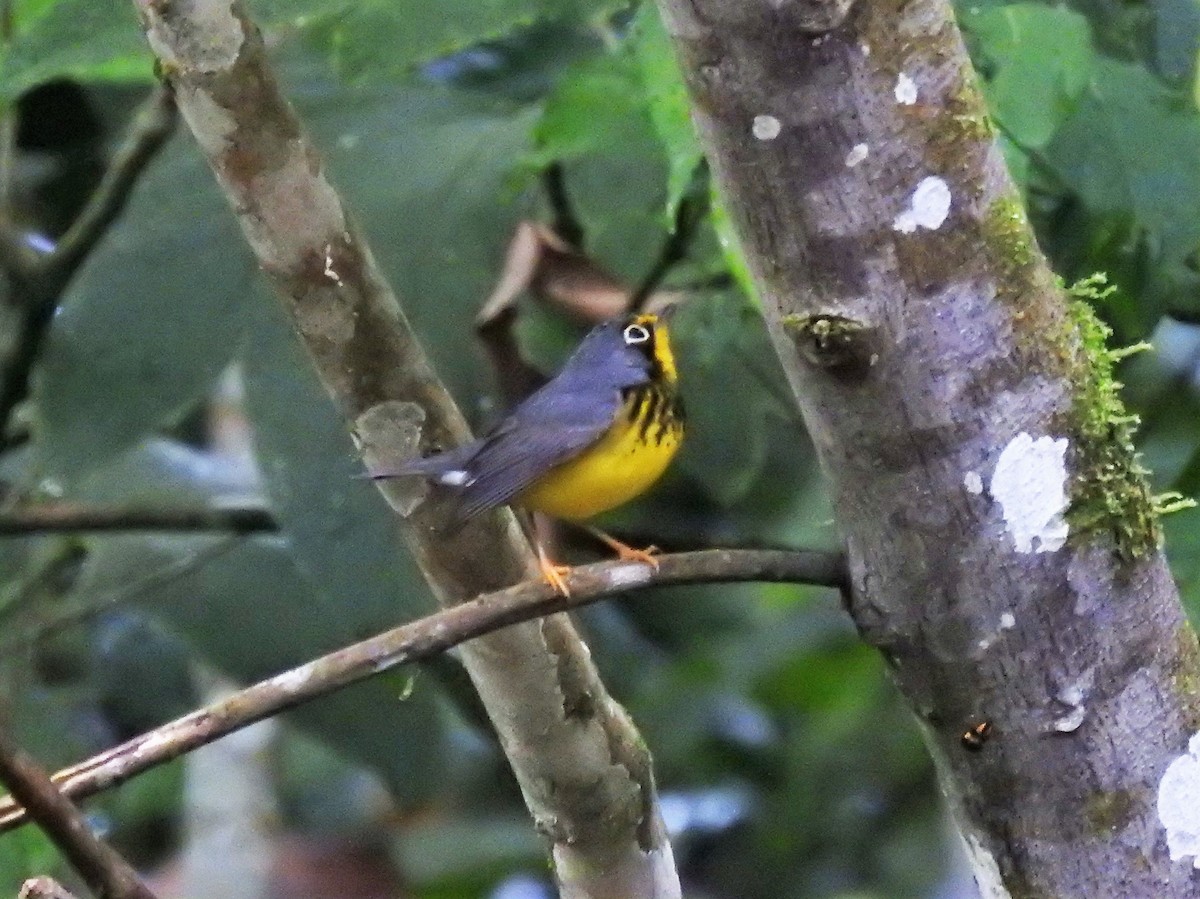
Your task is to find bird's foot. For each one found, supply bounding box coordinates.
[536,544,573,597]
[587,527,660,570]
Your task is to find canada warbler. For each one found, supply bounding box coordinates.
[383,312,683,593]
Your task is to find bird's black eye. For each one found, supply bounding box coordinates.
[623,323,652,345]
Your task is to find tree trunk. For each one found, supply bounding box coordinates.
[656,0,1200,895]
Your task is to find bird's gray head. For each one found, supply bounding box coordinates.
[559,315,659,391]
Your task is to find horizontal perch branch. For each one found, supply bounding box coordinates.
[0,547,845,833]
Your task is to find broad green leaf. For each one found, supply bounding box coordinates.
[75,532,447,802]
[0,826,62,895]
[0,0,625,105]
[0,0,152,103]
[1045,57,1200,321]
[240,299,431,626]
[296,80,536,404]
[670,296,785,508]
[270,0,629,83]
[962,4,1094,149]
[1155,0,1200,81]
[629,3,702,225]
[1164,507,1200,621]
[35,72,533,481]
[34,135,256,482]
[551,99,671,281]
[530,51,651,167]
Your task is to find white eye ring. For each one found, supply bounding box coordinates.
[623,323,652,345]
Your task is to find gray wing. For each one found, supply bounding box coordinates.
[376,336,645,520]
[451,380,624,518]
[452,419,612,520]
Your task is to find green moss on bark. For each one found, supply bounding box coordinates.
[1061,276,1158,559]
[982,194,1039,304]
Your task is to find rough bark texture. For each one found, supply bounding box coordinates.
[134,2,680,896]
[656,0,1200,896]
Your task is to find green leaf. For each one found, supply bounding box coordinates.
[36,71,533,482]
[295,79,535,402]
[530,51,651,168]
[1164,507,1200,621]
[76,532,448,803]
[0,826,62,895]
[1155,0,1200,82]
[34,136,256,482]
[1044,57,1200,320]
[962,4,1094,149]
[270,0,628,83]
[0,0,625,103]
[0,0,152,103]
[240,299,432,626]
[671,296,780,507]
[629,3,702,225]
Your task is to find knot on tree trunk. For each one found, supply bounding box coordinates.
[782,312,877,380]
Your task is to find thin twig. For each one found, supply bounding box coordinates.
[540,162,584,249]
[630,161,710,311]
[0,85,177,440]
[0,726,159,899]
[0,503,276,536]
[41,86,176,289]
[1,536,244,655]
[0,546,846,834]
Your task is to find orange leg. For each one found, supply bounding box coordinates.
[584,526,660,569]
[535,540,574,597]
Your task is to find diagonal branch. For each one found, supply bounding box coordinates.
[0,547,846,834]
[0,726,159,899]
[134,2,688,895]
[0,85,177,441]
[39,85,177,292]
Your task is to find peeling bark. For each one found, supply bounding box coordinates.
[656,0,1200,895]
[133,1,680,895]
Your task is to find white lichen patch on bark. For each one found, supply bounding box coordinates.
[844,143,869,167]
[894,72,918,105]
[963,470,984,494]
[605,564,656,589]
[142,0,245,73]
[959,833,1013,899]
[999,612,1015,629]
[1158,731,1200,868]
[989,432,1070,553]
[752,114,782,140]
[892,177,951,233]
[323,243,345,285]
[271,664,315,693]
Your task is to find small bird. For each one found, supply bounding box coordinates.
[381,312,684,594]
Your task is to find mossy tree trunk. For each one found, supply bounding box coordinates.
[656,0,1200,894]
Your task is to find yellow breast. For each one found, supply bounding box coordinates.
[517,386,683,521]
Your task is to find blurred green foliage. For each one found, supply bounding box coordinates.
[0,0,1197,897]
